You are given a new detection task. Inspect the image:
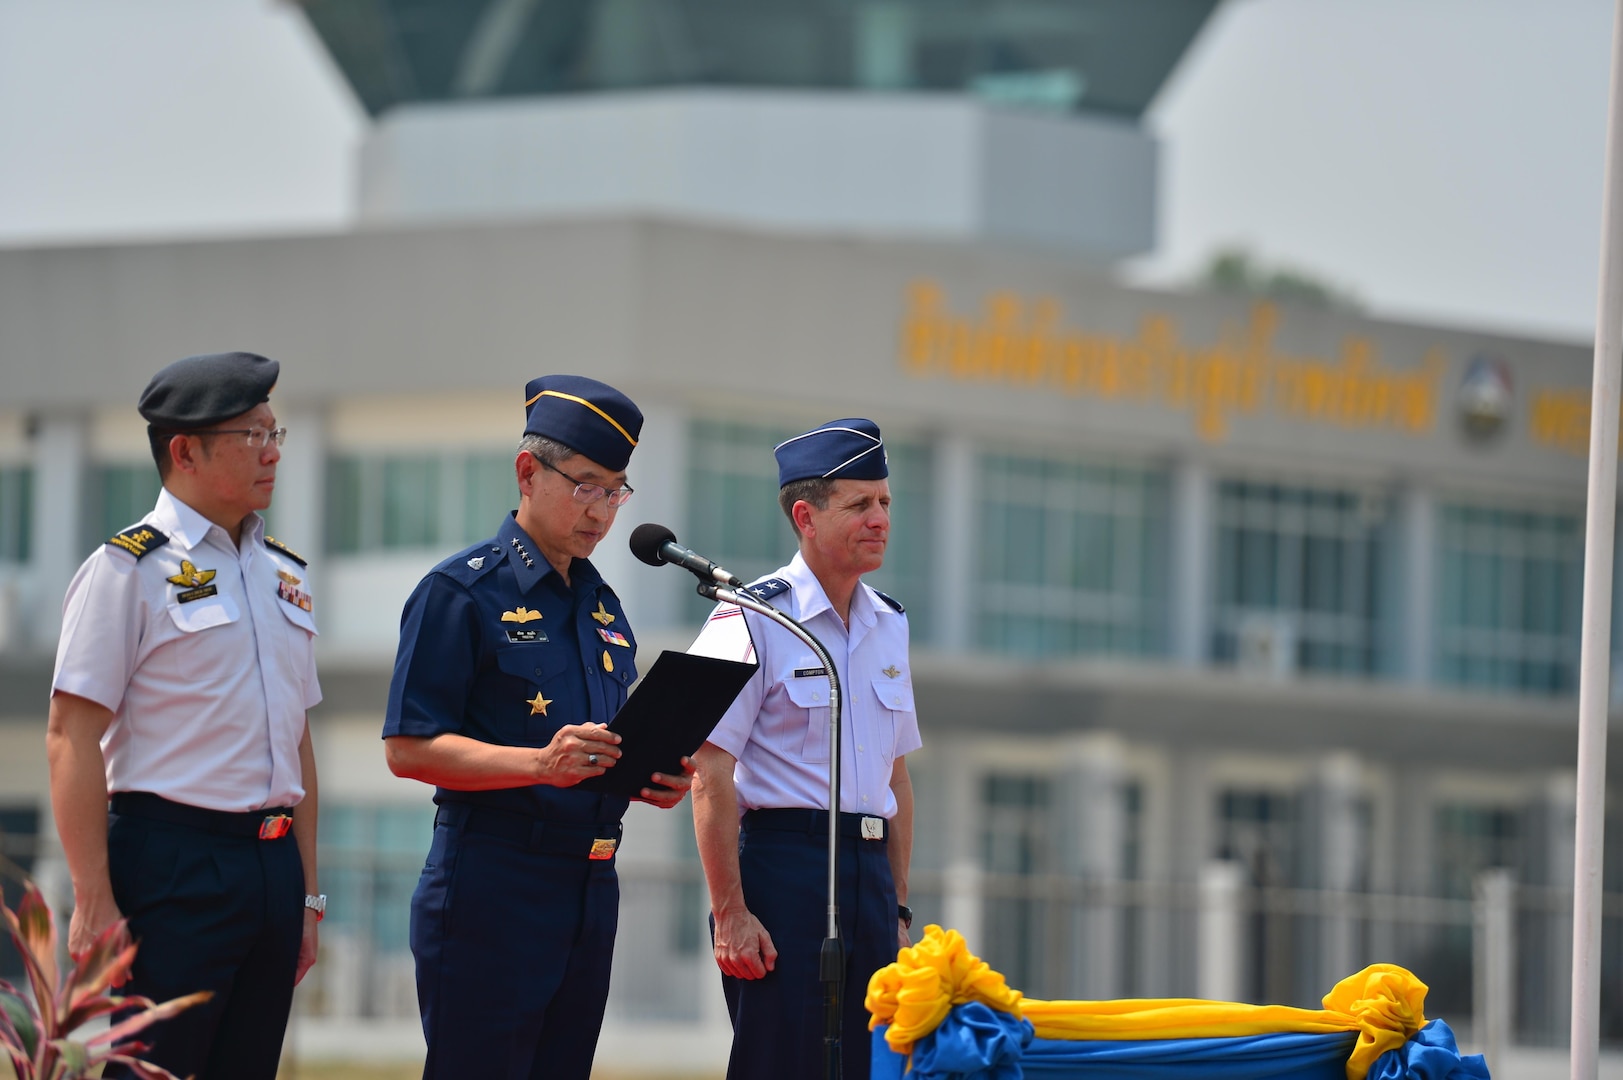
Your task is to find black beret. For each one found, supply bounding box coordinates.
[522,374,643,472]
[138,352,279,430]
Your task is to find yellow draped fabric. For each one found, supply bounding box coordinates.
[866,925,1429,1080]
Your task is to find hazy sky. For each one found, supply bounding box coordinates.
[0,0,1613,343]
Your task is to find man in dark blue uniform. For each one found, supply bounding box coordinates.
[383,375,693,1079]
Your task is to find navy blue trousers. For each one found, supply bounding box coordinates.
[411,814,620,1080]
[104,809,304,1080]
[720,823,896,1080]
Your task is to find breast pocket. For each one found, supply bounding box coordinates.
[869,678,913,767]
[781,672,833,763]
[162,594,242,674]
[495,645,576,745]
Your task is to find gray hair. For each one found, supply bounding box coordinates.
[778,477,838,536]
[518,434,575,468]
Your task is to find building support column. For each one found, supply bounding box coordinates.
[933,434,975,653]
[1395,485,1436,684]
[1169,457,1212,667]
[1057,733,1127,999]
[29,413,89,651]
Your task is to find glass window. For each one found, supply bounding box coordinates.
[685,419,934,634]
[977,451,1167,659]
[979,773,1054,995]
[1435,503,1581,695]
[1212,480,1385,676]
[92,465,162,549]
[0,466,30,563]
[300,802,435,1019]
[0,806,39,980]
[327,452,518,555]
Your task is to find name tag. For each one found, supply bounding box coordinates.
[506,629,548,643]
[793,667,827,679]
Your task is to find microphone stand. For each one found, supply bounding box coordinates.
[697,580,846,1080]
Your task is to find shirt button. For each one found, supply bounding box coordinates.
[534,668,543,676]
[892,697,902,706]
[861,795,869,803]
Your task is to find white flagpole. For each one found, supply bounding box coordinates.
[1571,3,1623,1076]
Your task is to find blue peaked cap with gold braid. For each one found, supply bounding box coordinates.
[774,418,888,487]
[522,375,644,472]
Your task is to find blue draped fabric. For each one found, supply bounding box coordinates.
[872,1017,1490,1080]
[1366,1020,1490,1080]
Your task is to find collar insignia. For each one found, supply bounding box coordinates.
[591,602,615,626]
[277,569,301,586]
[526,692,553,716]
[502,607,543,624]
[882,665,901,678]
[166,561,217,588]
[510,537,535,568]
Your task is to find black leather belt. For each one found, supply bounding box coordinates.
[435,803,623,860]
[742,808,888,842]
[109,792,296,841]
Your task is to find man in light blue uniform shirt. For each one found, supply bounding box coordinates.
[688,417,921,1080]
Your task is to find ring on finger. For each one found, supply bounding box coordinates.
[588,753,599,767]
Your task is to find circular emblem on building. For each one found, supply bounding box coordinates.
[1458,355,1513,442]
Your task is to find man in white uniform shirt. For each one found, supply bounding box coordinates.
[688,417,920,1080]
[46,352,323,1080]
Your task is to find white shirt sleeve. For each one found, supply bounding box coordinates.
[687,602,765,761]
[52,550,145,714]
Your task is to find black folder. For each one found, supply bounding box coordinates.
[575,650,758,797]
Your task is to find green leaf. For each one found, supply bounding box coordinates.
[0,982,38,1059]
[0,884,58,1038]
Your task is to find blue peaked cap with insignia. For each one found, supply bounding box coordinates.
[522,375,644,472]
[774,418,888,487]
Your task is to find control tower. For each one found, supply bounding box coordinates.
[298,0,1219,260]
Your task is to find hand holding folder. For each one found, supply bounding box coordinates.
[574,650,758,798]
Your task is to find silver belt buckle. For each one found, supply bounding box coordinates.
[860,816,884,841]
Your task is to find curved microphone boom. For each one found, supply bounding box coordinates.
[629,523,745,587]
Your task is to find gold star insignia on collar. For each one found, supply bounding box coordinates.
[502,607,543,623]
[166,561,217,588]
[882,665,901,678]
[526,692,553,716]
[591,602,615,626]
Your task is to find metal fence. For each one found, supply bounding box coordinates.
[278,849,1623,1067]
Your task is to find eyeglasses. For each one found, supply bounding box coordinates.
[536,457,635,507]
[192,426,287,448]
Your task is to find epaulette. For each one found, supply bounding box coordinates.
[744,577,792,603]
[106,525,169,560]
[872,588,906,614]
[263,536,308,567]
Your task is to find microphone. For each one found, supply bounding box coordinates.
[630,524,745,587]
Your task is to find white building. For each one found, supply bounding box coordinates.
[0,1,1613,1071]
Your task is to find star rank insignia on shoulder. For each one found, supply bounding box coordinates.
[107,525,169,560]
[502,607,543,623]
[264,536,308,567]
[591,601,615,626]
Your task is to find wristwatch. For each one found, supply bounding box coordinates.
[897,904,913,929]
[305,893,327,921]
